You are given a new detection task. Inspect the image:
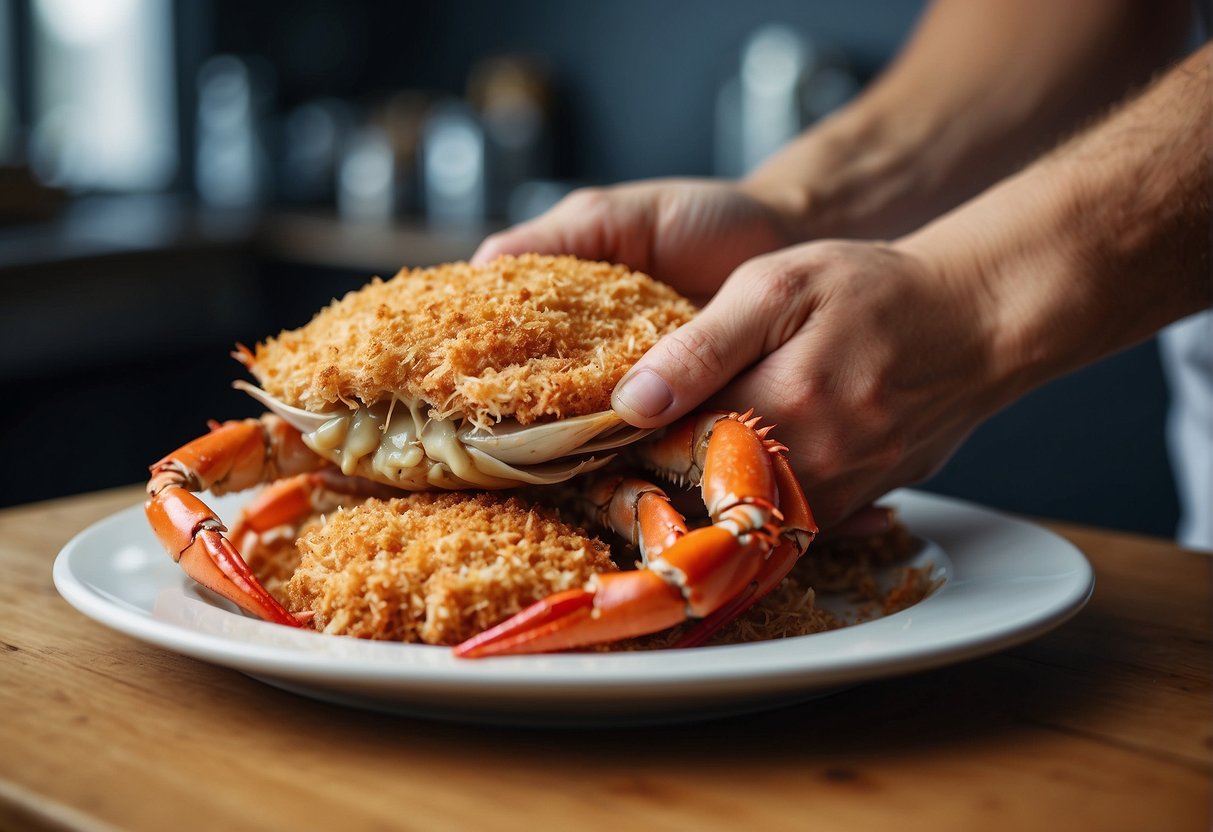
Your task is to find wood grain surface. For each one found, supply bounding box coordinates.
[1,486,1209,832]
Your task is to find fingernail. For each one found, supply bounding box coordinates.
[613,369,673,419]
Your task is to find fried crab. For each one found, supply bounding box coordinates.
[145,255,818,656]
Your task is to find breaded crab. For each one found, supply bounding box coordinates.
[145,254,817,655]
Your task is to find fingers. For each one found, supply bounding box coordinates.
[472,215,581,264]
[612,253,817,427]
[471,188,650,268]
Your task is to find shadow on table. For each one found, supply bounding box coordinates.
[251,604,1121,777]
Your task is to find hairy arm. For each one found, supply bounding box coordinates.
[748,0,1194,240]
[903,40,1212,401]
[476,0,1194,304]
[611,43,1211,526]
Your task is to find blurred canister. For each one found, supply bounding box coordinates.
[715,25,857,176]
[195,55,273,207]
[335,93,429,222]
[280,98,354,205]
[468,56,553,219]
[420,99,486,229]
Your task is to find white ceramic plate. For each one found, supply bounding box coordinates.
[54,489,1092,726]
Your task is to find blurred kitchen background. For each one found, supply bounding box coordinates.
[0,0,1180,536]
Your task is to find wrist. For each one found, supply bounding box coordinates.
[901,133,1210,412]
[734,174,813,244]
[740,93,954,242]
[906,43,1211,391]
[898,185,1074,412]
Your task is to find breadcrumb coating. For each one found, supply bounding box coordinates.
[248,254,697,427]
[244,493,933,650]
[285,492,618,645]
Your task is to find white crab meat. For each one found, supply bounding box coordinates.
[236,381,651,490]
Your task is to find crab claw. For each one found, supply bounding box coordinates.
[454,524,771,657]
[146,485,301,626]
[453,570,687,658]
[146,414,328,627]
[674,452,817,648]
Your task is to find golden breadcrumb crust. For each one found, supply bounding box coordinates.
[248,254,697,427]
[246,494,933,650]
[284,492,618,645]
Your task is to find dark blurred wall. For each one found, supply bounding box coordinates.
[203,0,925,182]
[2,0,1183,539]
[197,0,1176,535]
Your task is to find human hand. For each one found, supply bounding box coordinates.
[472,178,806,305]
[610,239,1007,528]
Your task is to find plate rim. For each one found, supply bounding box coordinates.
[52,488,1094,696]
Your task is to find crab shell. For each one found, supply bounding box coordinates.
[232,255,696,490]
[238,380,653,489]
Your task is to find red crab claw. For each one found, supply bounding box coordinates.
[674,452,817,648]
[147,487,300,625]
[146,415,327,626]
[453,524,768,657]
[455,409,817,658]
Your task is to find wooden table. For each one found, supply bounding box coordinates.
[2,486,1209,831]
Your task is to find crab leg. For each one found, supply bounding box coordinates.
[231,468,402,540]
[146,415,326,625]
[230,474,328,541]
[454,475,692,656]
[455,411,812,657]
[229,468,405,560]
[582,475,689,560]
[674,453,817,648]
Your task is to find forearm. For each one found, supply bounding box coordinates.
[745,0,1193,240]
[901,43,1212,409]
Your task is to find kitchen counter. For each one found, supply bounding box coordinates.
[1,485,1208,831]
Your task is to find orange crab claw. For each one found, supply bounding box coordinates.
[146,485,301,625]
[146,414,329,627]
[672,538,801,649]
[454,570,687,658]
[674,451,817,648]
[454,523,770,657]
[455,410,818,658]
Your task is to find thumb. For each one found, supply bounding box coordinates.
[611,266,775,427]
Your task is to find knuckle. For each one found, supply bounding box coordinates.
[733,257,811,347]
[848,371,896,434]
[801,429,847,483]
[779,374,821,417]
[756,264,805,312]
[765,387,815,430]
[563,186,609,213]
[737,259,800,311]
[662,325,730,386]
[808,239,861,271]
[871,433,909,472]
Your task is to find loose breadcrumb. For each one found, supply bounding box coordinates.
[283,492,618,645]
[247,254,697,428]
[627,580,843,651]
[789,522,920,598]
